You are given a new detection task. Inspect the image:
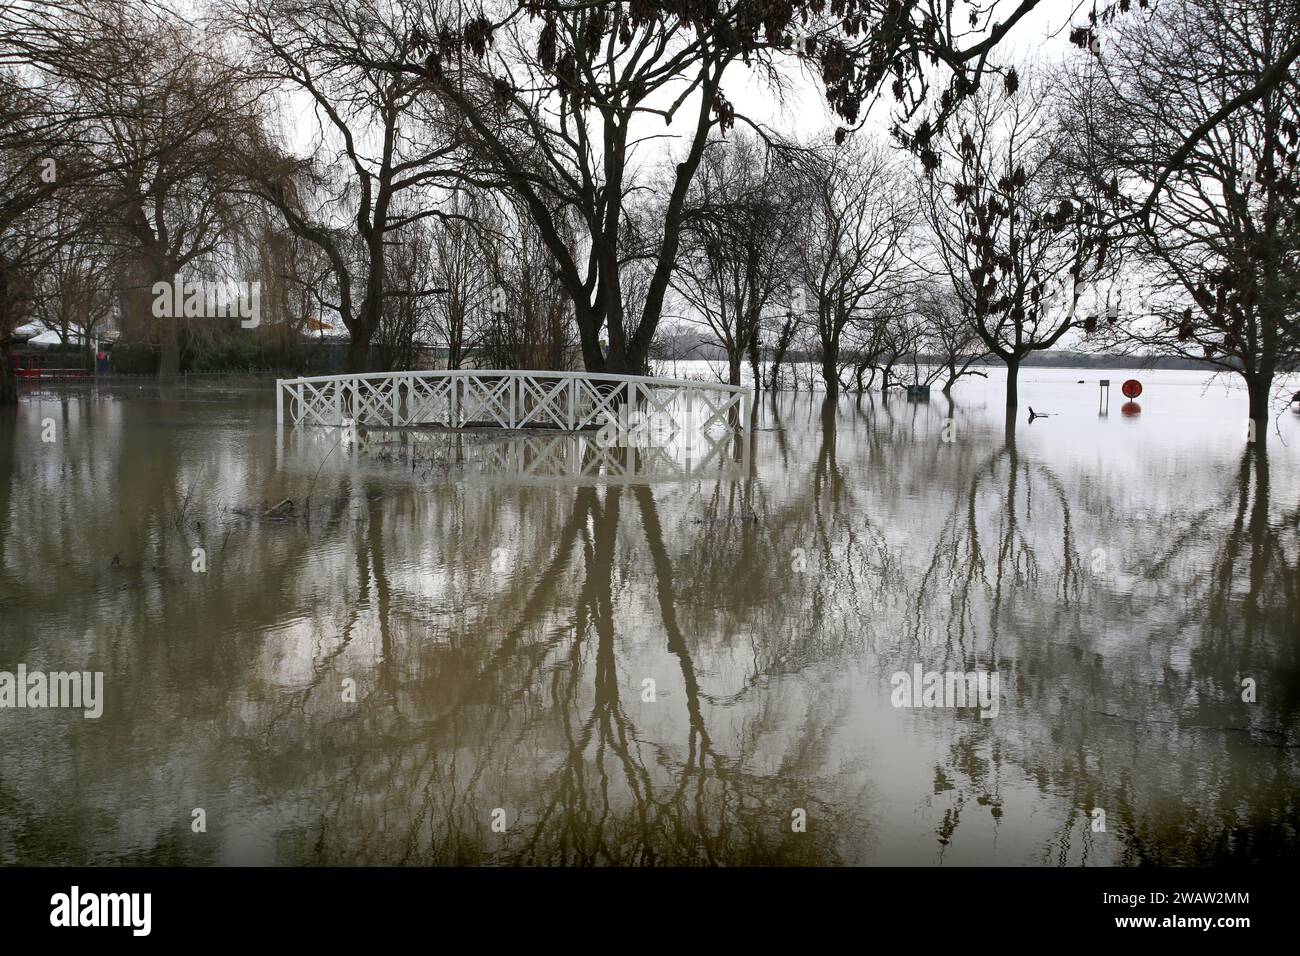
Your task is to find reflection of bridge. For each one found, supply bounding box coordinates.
[276,427,750,486]
[276,369,751,432]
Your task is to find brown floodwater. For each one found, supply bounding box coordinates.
[1,370,1297,865]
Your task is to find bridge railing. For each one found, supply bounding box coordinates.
[276,369,753,434]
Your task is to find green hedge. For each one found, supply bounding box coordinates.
[188,336,303,373]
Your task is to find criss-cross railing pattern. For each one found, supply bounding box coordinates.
[277,369,752,435]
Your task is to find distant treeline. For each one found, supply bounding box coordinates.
[662,340,1258,372]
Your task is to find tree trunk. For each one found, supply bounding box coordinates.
[768,317,795,390]
[0,337,16,406]
[347,330,372,373]
[147,258,181,380]
[159,326,181,379]
[631,334,652,376]
[727,351,742,387]
[1245,370,1273,422]
[604,341,646,377]
[0,269,14,405]
[1005,356,1020,409]
[577,306,606,372]
[820,350,839,395]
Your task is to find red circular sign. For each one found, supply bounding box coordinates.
[1122,379,1143,399]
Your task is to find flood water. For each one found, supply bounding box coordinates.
[1,368,1298,865]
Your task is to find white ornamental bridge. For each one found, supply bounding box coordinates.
[276,368,753,434]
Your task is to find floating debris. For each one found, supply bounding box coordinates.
[691,512,759,525]
[264,498,295,518]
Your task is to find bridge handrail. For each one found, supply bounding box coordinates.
[277,368,749,395]
[276,367,753,431]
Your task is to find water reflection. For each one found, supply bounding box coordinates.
[277,423,750,487]
[0,381,1296,864]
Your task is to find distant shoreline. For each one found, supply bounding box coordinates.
[656,350,1284,372]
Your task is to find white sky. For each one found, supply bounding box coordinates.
[723,0,1086,140]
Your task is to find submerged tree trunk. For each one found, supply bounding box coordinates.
[1005,356,1020,409]
[159,323,181,379]
[1245,369,1273,422]
[0,337,15,406]
[727,351,742,387]
[881,360,896,393]
[747,326,761,392]
[0,270,14,405]
[147,258,182,380]
[820,349,839,395]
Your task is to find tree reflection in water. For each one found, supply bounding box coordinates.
[0,386,1296,864]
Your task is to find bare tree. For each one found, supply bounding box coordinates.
[31,201,118,359]
[382,0,1057,376]
[0,0,128,400]
[246,213,335,354]
[373,207,444,370]
[920,77,1110,410]
[428,191,491,369]
[66,9,270,377]
[793,136,915,394]
[479,197,575,370]
[671,133,799,387]
[1069,0,1300,423]
[915,284,989,394]
[0,79,63,400]
[223,0,464,372]
[1070,1,1300,224]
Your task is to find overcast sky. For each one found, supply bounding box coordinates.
[723,0,1085,141]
